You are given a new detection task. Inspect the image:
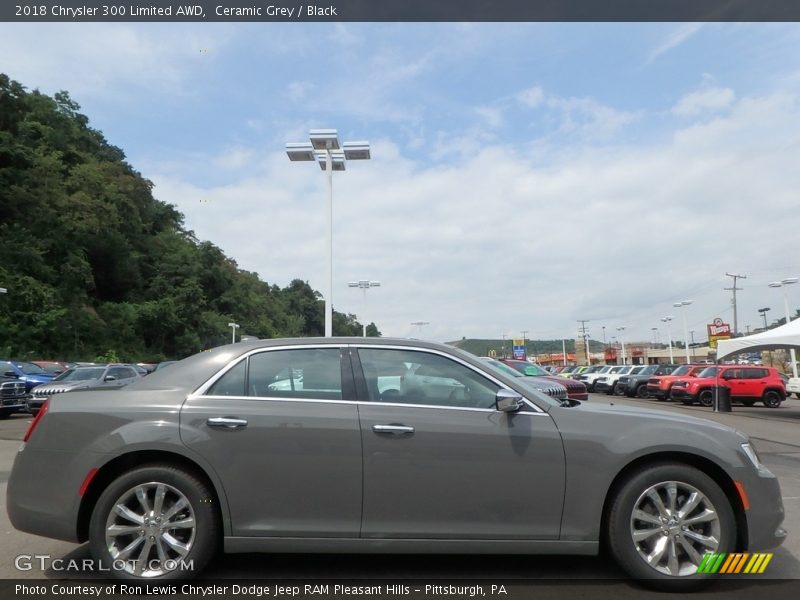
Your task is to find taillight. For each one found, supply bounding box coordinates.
[23,399,49,442]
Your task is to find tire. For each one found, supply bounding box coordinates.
[680,397,694,406]
[636,384,649,399]
[762,390,782,409]
[740,399,755,407]
[607,383,617,396]
[606,462,736,591]
[89,464,220,580]
[698,389,713,408]
[0,410,12,420]
[796,393,800,400]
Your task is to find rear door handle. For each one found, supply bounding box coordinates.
[372,424,415,435]
[207,417,248,429]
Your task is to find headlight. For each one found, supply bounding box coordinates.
[741,442,762,470]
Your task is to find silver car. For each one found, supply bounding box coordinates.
[7,338,786,588]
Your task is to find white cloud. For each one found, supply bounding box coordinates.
[672,86,736,117]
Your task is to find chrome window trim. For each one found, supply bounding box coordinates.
[353,343,546,414]
[194,394,549,416]
[192,344,349,398]
[191,342,546,414]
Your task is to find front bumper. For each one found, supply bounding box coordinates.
[646,386,669,399]
[669,388,696,401]
[741,466,787,551]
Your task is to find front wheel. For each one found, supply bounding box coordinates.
[698,389,714,407]
[606,463,736,591]
[636,384,649,399]
[762,390,782,408]
[89,464,220,580]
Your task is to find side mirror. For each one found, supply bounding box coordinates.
[104,375,117,382]
[496,389,524,412]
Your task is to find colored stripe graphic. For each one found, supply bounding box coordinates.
[697,553,772,574]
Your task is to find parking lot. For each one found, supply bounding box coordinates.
[0,394,798,588]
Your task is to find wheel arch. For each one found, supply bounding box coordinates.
[77,450,225,543]
[599,451,748,553]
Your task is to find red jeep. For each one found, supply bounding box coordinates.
[646,364,707,400]
[670,365,786,408]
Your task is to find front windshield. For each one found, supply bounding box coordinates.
[698,367,719,378]
[478,359,561,408]
[54,367,106,382]
[672,365,692,376]
[15,362,47,375]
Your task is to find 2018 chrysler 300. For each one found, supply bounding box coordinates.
[7,338,786,589]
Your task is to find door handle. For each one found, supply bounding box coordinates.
[372,424,415,435]
[207,417,248,429]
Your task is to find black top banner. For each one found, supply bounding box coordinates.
[3,0,800,23]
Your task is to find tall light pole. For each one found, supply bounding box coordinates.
[411,321,429,337]
[287,130,371,337]
[769,278,799,378]
[673,300,693,364]
[616,326,627,365]
[661,316,675,362]
[758,307,771,331]
[651,327,658,346]
[227,322,240,344]
[689,330,696,359]
[348,280,380,337]
[521,330,529,360]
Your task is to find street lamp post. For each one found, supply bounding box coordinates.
[661,316,675,362]
[287,130,371,337]
[769,278,799,378]
[227,322,240,344]
[348,280,381,336]
[673,300,693,365]
[616,326,627,365]
[689,330,696,359]
[411,321,429,337]
[758,307,771,331]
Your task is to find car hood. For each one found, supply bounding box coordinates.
[551,397,743,438]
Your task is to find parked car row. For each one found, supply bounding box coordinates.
[0,359,178,418]
[568,361,790,409]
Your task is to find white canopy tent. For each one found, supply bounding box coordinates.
[716,317,800,361]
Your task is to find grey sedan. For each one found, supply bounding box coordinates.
[7,338,786,589]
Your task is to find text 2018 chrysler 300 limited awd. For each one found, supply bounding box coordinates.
[7,338,786,589]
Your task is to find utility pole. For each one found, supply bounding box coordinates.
[577,320,590,365]
[521,330,528,360]
[724,272,746,336]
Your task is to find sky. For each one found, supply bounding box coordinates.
[2,21,800,346]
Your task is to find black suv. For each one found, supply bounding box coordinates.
[0,375,28,419]
[616,364,678,398]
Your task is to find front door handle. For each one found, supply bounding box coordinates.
[207,417,248,429]
[372,424,415,435]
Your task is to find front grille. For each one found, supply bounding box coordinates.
[0,381,26,398]
[618,377,630,385]
[649,378,660,385]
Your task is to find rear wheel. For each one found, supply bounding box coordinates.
[740,399,755,407]
[762,390,782,408]
[698,389,714,408]
[89,464,220,579]
[606,463,736,591]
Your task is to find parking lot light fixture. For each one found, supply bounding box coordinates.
[411,321,429,337]
[768,279,798,378]
[673,300,693,365]
[227,322,240,344]
[661,316,675,362]
[287,129,371,337]
[348,280,381,336]
[616,326,627,365]
[758,307,771,331]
